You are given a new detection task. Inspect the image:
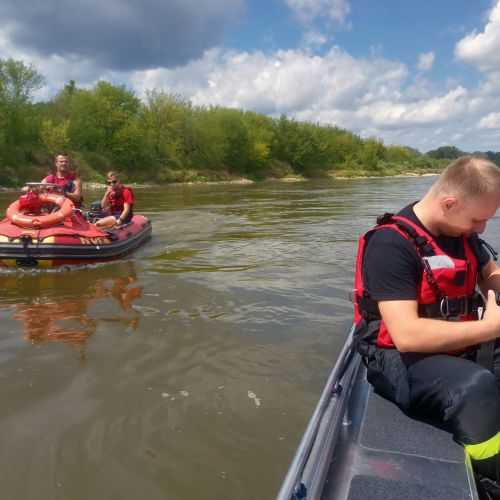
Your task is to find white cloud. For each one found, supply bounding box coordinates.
[477,112,500,129]
[358,87,468,128]
[132,46,407,117]
[417,52,435,72]
[282,0,351,25]
[455,0,500,73]
[131,44,500,152]
[300,30,328,53]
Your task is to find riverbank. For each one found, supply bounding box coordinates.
[0,172,440,192]
[91,171,439,188]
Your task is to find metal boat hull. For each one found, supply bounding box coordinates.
[277,326,479,500]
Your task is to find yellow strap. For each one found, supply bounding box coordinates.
[464,431,500,461]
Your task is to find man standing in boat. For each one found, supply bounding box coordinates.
[42,153,83,208]
[353,157,500,497]
[95,171,134,228]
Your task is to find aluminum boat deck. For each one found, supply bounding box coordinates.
[277,326,479,500]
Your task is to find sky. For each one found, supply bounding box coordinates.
[1,0,500,153]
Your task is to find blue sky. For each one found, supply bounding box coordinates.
[1,0,500,153]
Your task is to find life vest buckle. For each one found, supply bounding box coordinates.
[439,297,449,317]
[457,295,468,316]
[439,295,468,317]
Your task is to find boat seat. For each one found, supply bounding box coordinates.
[321,365,477,500]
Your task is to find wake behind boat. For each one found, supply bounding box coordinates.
[0,183,152,267]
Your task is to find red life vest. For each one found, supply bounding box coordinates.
[44,172,81,207]
[45,171,77,191]
[108,186,134,218]
[353,214,480,349]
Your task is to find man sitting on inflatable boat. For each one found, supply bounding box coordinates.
[41,153,82,208]
[95,171,134,229]
[20,153,82,210]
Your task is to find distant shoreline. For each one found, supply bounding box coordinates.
[0,172,440,192]
[86,172,440,188]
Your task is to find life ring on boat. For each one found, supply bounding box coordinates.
[7,193,74,228]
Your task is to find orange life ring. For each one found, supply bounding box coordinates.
[7,193,74,228]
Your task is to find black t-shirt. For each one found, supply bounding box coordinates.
[362,203,491,301]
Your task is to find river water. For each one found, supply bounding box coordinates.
[0,177,498,500]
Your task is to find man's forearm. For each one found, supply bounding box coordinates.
[392,316,497,353]
[380,294,500,353]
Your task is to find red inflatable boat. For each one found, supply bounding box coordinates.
[0,184,152,268]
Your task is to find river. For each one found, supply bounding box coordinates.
[0,177,498,500]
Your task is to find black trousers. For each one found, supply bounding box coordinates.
[365,347,500,483]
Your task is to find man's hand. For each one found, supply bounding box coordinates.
[482,290,500,329]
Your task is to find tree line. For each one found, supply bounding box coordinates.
[0,58,497,187]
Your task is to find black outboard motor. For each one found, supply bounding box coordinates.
[86,201,110,223]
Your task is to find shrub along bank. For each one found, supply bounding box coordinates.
[0,58,497,187]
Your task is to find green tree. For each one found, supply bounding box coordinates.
[185,106,227,170]
[383,145,414,163]
[356,138,385,171]
[66,88,102,150]
[140,90,188,168]
[40,118,71,153]
[0,58,44,163]
[485,151,500,166]
[426,145,465,159]
[65,81,143,169]
[216,107,251,172]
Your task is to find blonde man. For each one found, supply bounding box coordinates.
[353,157,500,494]
[95,172,134,228]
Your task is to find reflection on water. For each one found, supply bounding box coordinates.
[0,262,142,362]
[0,178,498,500]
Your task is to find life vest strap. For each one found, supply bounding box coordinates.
[356,294,381,320]
[357,292,483,320]
[418,292,483,318]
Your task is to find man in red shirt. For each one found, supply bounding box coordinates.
[95,171,134,228]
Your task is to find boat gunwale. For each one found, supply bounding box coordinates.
[276,324,359,500]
